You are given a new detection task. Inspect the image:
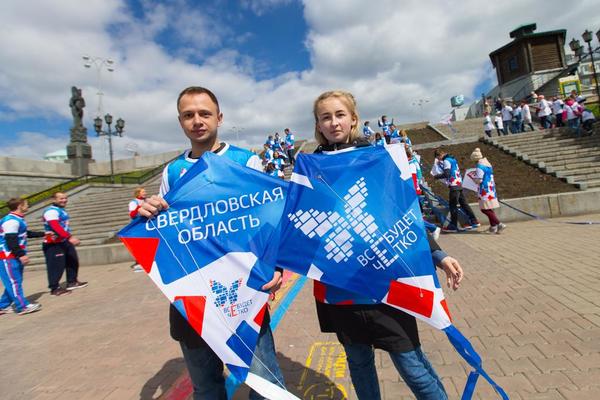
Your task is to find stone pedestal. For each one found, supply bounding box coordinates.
[67,126,93,176]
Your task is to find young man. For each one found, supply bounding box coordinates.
[501,101,513,135]
[284,128,295,165]
[0,198,44,315]
[140,86,285,400]
[378,115,394,137]
[433,148,480,232]
[42,192,86,295]
[362,121,375,139]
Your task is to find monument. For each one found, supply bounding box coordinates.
[66,86,93,175]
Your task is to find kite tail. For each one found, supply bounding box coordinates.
[443,325,509,400]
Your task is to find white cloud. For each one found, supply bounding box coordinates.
[0,0,598,160]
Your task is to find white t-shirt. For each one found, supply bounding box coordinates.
[537,99,551,117]
[501,106,513,121]
[484,115,494,131]
[494,115,504,129]
[552,99,564,115]
[582,110,596,122]
[522,104,532,121]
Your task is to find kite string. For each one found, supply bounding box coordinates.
[148,218,290,393]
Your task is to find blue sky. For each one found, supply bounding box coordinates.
[0,0,597,160]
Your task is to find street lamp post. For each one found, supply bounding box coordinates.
[82,55,114,116]
[569,29,600,102]
[94,113,125,182]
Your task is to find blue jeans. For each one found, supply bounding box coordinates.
[568,118,581,137]
[180,324,285,400]
[343,343,447,400]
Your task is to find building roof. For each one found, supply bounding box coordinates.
[489,25,566,61]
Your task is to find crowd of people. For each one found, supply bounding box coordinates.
[0,84,551,399]
[262,128,295,178]
[483,90,597,137]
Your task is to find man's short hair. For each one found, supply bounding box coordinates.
[52,192,65,199]
[434,148,446,158]
[6,198,25,211]
[177,86,220,113]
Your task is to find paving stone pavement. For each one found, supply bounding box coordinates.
[1,214,599,399]
[270,213,600,400]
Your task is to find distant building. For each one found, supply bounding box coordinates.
[467,23,571,118]
[44,149,68,162]
[490,23,566,87]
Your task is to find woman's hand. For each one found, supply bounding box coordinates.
[439,256,463,291]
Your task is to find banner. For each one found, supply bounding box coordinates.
[118,152,298,400]
[277,144,508,399]
[462,168,479,192]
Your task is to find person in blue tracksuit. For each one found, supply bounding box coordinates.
[0,198,44,315]
[140,86,286,400]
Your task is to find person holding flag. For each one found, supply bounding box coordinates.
[302,90,464,399]
[138,86,287,400]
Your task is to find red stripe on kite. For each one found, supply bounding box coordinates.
[387,280,434,318]
[175,296,207,336]
[254,302,268,327]
[119,237,160,273]
[440,299,452,322]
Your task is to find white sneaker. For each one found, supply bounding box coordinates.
[432,227,441,241]
[132,264,144,272]
[496,223,507,233]
[488,226,498,234]
[18,303,41,315]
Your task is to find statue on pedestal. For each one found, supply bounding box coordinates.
[66,86,93,175]
[69,86,88,143]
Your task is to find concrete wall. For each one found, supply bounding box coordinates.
[0,175,73,200]
[0,156,73,176]
[88,149,183,175]
[469,188,600,223]
[433,117,485,139]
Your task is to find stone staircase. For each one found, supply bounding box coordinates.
[483,125,600,190]
[24,179,161,269]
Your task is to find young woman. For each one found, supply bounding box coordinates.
[311,90,463,400]
[469,148,506,234]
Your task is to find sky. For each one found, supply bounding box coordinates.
[0,0,598,161]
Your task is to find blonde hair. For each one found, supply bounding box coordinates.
[313,90,360,145]
[134,187,145,198]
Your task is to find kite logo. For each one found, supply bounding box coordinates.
[210,278,252,318]
[288,177,380,264]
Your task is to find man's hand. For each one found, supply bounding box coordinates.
[68,236,81,246]
[139,195,169,218]
[438,256,463,291]
[19,255,30,265]
[262,270,283,294]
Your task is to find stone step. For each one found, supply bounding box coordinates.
[506,136,600,152]
[578,179,600,188]
[536,155,600,169]
[519,145,600,158]
[542,153,600,166]
[554,164,600,174]
[521,147,600,161]
[508,137,600,153]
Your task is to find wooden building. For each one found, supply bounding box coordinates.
[489,23,567,85]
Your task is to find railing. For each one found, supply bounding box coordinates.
[0,154,178,216]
